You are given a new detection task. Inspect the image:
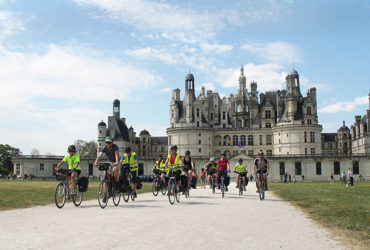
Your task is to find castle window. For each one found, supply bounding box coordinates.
[307,107,311,115]
[223,124,226,129]
[344,133,347,140]
[143,138,146,143]
[305,148,308,155]
[334,161,340,175]
[304,132,307,143]
[316,162,322,175]
[245,120,249,128]
[199,148,201,153]
[240,135,246,146]
[40,163,44,171]
[199,140,201,145]
[311,148,315,155]
[169,136,171,145]
[353,161,359,174]
[279,162,285,175]
[238,120,242,128]
[199,133,201,137]
[233,135,238,146]
[307,119,312,125]
[222,112,226,120]
[328,143,332,149]
[16,164,20,175]
[248,135,254,145]
[265,110,271,119]
[266,135,272,145]
[259,135,263,145]
[266,150,272,156]
[197,109,200,118]
[310,132,315,143]
[265,123,271,128]
[197,122,200,127]
[211,113,213,121]
[295,162,302,175]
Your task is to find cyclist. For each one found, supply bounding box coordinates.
[121,147,139,198]
[163,145,183,189]
[152,154,166,185]
[253,151,270,193]
[183,151,195,187]
[55,145,81,195]
[217,153,231,192]
[93,136,120,186]
[234,158,247,191]
[204,157,217,188]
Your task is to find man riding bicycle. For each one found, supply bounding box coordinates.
[93,137,120,186]
[254,151,270,193]
[163,145,183,189]
[152,154,167,185]
[183,151,195,187]
[234,158,247,190]
[217,153,231,192]
[204,157,217,188]
[121,147,139,198]
[55,145,81,195]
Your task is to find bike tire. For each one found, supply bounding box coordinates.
[98,180,108,209]
[221,179,225,198]
[122,191,129,203]
[175,186,181,203]
[168,179,176,205]
[259,182,264,200]
[161,185,167,195]
[212,178,215,194]
[112,186,121,206]
[72,190,83,207]
[54,182,66,209]
[131,191,135,202]
[152,178,160,197]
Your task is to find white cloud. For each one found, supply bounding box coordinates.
[123,46,179,64]
[160,87,171,93]
[318,96,369,113]
[0,11,24,39]
[200,43,233,54]
[241,41,301,63]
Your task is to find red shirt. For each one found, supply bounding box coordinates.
[218,159,228,171]
[169,154,181,165]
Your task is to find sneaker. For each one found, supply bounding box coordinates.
[102,195,107,203]
[225,187,228,192]
[70,189,76,196]
[134,192,137,198]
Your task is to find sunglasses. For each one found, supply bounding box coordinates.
[106,142,112,144]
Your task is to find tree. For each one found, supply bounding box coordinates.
[0,144,15,174]
[30,148,40,156]
[74,140,98,158]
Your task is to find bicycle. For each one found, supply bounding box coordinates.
[97,162,120,209]
[54,169,83,209]
[234,171,246,196]
[218,171,228,198]
[121,164,136,202]
[167,167,181,205]
[257,172,265,200]
[152,169,167,196]
[182,166,191,198]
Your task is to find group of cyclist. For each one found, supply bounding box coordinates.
[55,136,271,198]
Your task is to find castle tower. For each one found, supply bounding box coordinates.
[238,66,246,94]
[113,99,120,119]
[185,73,195,123]
[97,120,107,153]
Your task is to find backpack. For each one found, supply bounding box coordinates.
[135,176,143,189]
[78,176,89,192]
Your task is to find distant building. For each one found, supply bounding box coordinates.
[351,94,370,154]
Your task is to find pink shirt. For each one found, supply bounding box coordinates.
[218,159,228,171]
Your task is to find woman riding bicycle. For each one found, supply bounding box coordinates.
[234,158,247,190]
[217,153,231,192]
[55,145,81,195]
[152,154,167,185]
[163,145,183,189]
[183,151,195,187]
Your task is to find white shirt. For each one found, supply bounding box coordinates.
[348,170,353,178]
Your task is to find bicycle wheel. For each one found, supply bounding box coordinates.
[130,191,135,201]
[112,185,121,206]
[98,180,108,209]
[212,178,215,194]
[161,183,167,195]
[175,185,181,203]
[221,179,225,198]
[259,181,264,200]
[72,189,83,207]
[168,179,176,205]
[54,182,66,209]
[122,191,129,203]
[239,178,243,196]
[152,178,160,196]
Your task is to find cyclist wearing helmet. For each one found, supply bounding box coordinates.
[183,151,195,187]
[234,158,247,190]
[204,157,218,187]
[163,145,183,189]
[121,147,139,198]
[152,154,166,185]
[254,151,270,192]
[93,137,120,185]
[217,152,231,191]
[55,145,81,195]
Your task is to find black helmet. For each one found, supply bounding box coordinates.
[125,147,132,153]
[158,154,163,159]
[221,152,226,157]
[185,151,190,155]
[68,145,76,152]
[170,145,178,150]
[238,158,243,163]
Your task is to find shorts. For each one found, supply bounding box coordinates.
[256,170,267,175]
[207,169,217,176]
[236,172,247,177]
[68,170,81,177]
[174,170,181,181]
[130,170,137,183]
[201,178,206,184]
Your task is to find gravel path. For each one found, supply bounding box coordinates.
[0,183,342,250]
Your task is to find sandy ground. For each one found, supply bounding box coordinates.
[0,182,343,250]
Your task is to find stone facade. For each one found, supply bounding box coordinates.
[351,94,370,154]
[168,67,322,157]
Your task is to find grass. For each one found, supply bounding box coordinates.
[0,179,152,211]
[269,181,370,248]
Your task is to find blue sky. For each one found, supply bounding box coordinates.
[0,0,369,155]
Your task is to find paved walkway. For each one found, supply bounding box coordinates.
[0,183,342,250]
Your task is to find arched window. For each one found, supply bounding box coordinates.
[245,119,249,128]
[238,120,242,128]
[143,137,146,143]
[233,135,238,146]
[240,135,246,146]
[248,135,254,145]
[223,135,231,146]
[225,150,231,158]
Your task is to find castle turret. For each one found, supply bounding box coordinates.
[113,99,120,119]
[97,120,107,153]
[185,73,195,123]
[238,66,246,94]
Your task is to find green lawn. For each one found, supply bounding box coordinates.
[0,179,152,211]
[270,181,370,247]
